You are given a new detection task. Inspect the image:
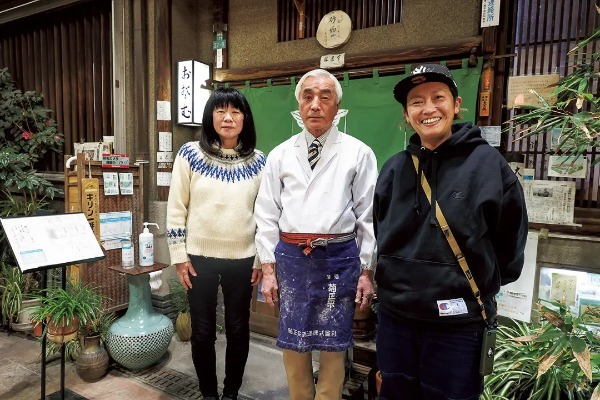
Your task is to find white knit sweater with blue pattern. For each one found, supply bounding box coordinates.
[166,141,266,265]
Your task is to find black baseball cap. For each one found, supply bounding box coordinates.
[393,64,459,107]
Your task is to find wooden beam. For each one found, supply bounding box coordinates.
[214,36,482,82]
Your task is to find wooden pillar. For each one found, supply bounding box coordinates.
[483,0,517,151]
[133,0,148,162]
[213,0,228,70]
[155,0,172,201]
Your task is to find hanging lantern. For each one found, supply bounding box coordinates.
[177,60,211,126]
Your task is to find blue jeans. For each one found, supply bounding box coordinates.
[188,255,254,398]
[376,310,484,400]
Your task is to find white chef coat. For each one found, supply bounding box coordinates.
[254,125,377,269]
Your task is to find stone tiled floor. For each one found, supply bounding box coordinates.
[0,331,291,400]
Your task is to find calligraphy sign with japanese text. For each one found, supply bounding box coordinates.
[81,178,100,240]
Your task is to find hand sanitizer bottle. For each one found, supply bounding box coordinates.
[121,233,134,269]
[139,222,160,267]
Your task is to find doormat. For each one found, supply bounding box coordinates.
[47,388,88,399]
[111,363,253,400]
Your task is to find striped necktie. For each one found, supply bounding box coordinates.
[307,139,321,170]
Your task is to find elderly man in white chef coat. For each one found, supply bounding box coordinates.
[254,68,377,400]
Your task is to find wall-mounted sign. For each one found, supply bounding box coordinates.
[320,53,345,69]
[507,74,559,108]
[102,153,130,168]
[177,60,211,126]
[158,131,173,152]
[81,178,100,239]
[481,0,501,27]
[212,39,226,50]
[548,156,587,179]
[479,91,491,116]
[316,10,352,49]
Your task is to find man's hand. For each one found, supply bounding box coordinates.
[261,263,278,307]
[176,261,197,290]
[355,269,375,311]
[251,269,263,286]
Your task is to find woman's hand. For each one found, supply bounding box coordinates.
[251,269,263,286]
[260,263,278,307]
[176,261,197,290]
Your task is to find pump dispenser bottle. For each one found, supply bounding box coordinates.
[139,222,159,267]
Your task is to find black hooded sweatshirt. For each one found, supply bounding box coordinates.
[374,122,528,330]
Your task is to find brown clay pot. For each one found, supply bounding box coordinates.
[76,335,109,382]
[32,321,43,337]
[47,316,80,344]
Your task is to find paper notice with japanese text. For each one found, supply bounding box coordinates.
[99,211,132,241]
[481,0,501,27]
[497,231,538,323]
[0,213,104,272]
[523,180,576,225]
[507,74,559,108]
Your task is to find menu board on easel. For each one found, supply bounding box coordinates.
[0,212,105,273]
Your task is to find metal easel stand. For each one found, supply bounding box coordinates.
[41,265,88,400]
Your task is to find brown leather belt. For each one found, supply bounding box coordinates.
[280,232,356,255]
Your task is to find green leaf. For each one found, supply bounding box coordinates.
[570,336,587,353]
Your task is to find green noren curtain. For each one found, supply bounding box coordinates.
[240,58,482,169]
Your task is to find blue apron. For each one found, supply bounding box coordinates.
[275,239,361,352]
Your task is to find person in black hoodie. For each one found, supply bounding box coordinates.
[373,64,528,400]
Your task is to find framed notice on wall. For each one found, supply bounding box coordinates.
[0,213,105,273]
[507,74,560,108]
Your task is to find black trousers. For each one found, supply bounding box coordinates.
[188,255,254,398]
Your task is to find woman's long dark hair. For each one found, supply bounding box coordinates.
[199,87,257,157]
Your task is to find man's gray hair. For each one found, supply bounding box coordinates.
[295,69,343,105]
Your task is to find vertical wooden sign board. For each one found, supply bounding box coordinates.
[81,178,101,239]
[77,178,100,282]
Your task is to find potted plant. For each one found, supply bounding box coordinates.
[0,68,64,279]
[169,279,191,341]
[0,262,41,331]
[32,280,104,344]
[482,299,600,400]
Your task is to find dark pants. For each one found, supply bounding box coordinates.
[376,309,484,400]
[188,255,254,398]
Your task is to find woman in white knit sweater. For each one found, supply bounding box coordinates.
[167,87,266,400]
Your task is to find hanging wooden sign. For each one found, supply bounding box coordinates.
[479,91,491,117]
[316,10,352,49]
[81,178,100,240]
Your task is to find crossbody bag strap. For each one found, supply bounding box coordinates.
[411,155,489,323]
